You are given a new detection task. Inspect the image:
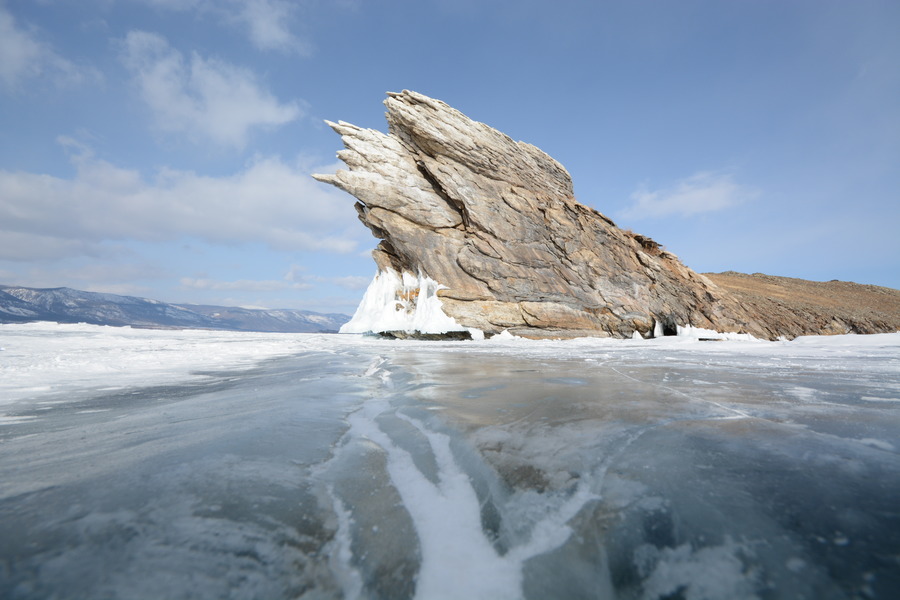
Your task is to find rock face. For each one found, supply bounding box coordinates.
[313,91,890,340]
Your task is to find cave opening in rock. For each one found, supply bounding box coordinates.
[654,317,678,337]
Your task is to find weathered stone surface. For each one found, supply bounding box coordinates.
[314,91,898,339]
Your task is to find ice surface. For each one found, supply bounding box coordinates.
[1,324,898,599]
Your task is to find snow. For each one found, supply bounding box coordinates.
[788,331,900,347]
[0,322,308,407]
[339,269,474,336]
[635,540,761,600]
[653,319,664,338]
[489,329,524,341]
[675,323,760,341]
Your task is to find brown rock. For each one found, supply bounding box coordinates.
[314,91,899,340]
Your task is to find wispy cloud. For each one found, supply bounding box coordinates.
[179,277,313,292]
[0,7,101,92]
[328,275,371,290]
[130,0,312,56]
[0,139,362,261]
[283,265,370,291]
[0,261,164,298]
[233,0,312,55]
[119,30,301,147]
[621,171,758,220]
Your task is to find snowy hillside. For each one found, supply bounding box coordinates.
[0,285,348,333]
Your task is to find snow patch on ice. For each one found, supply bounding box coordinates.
[860,396,900,403]
[788,332,900,347]
[635,540,760,600]
[338,389,601,600]
[328,491,365,600]
[344,401,524,599]
[340,269,476,337]
[676,324,759,342]
[787,387,819,402]
[0,415,38,425]
[489,330,524,341]
[858,438,895,452]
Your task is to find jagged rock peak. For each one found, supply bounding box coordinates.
[314,90,771,339]
[382,90,574,199]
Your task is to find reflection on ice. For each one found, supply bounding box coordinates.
[325,358,605,599]
[1,325,898,598]
[376,338,900,599]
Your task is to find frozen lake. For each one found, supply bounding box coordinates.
[1,324,899,599]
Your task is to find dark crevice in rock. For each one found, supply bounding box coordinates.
[659,318,678,336]
[415,160,470,229]
[631,233,662,256]
[357,208,388,240]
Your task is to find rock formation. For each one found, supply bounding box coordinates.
[314,91,896,340]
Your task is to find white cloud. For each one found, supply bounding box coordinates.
[180,277,313,292]
[180,263,318,293]
[137,0,204,8]
[0,7,101,91]
[130,0,311,55]
[320,275,371,290]
[284,264,307,283]
[0,139,363,261]
[621,172,757,220]
[0,231,102,261]
[287,265,370,291]
[0,9,42,88]
[234,0,311,55]
[0,258,167,297]
[280,265,374,292]
[120,30,301,147]
[286,266,373,292]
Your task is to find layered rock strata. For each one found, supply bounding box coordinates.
[314,91,889,339]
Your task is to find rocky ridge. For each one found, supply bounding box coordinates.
[705,272,900,337]
[315,91,898,340]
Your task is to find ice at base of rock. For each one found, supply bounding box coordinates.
[339,269,475,336]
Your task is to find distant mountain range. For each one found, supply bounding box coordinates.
[0,285,350,333]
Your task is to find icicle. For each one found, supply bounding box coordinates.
[340,269,472,335]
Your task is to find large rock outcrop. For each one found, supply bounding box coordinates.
[313,91,888,340]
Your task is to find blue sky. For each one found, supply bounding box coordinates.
[1,0,898,315]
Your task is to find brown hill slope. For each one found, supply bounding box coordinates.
[704,272,900,337]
